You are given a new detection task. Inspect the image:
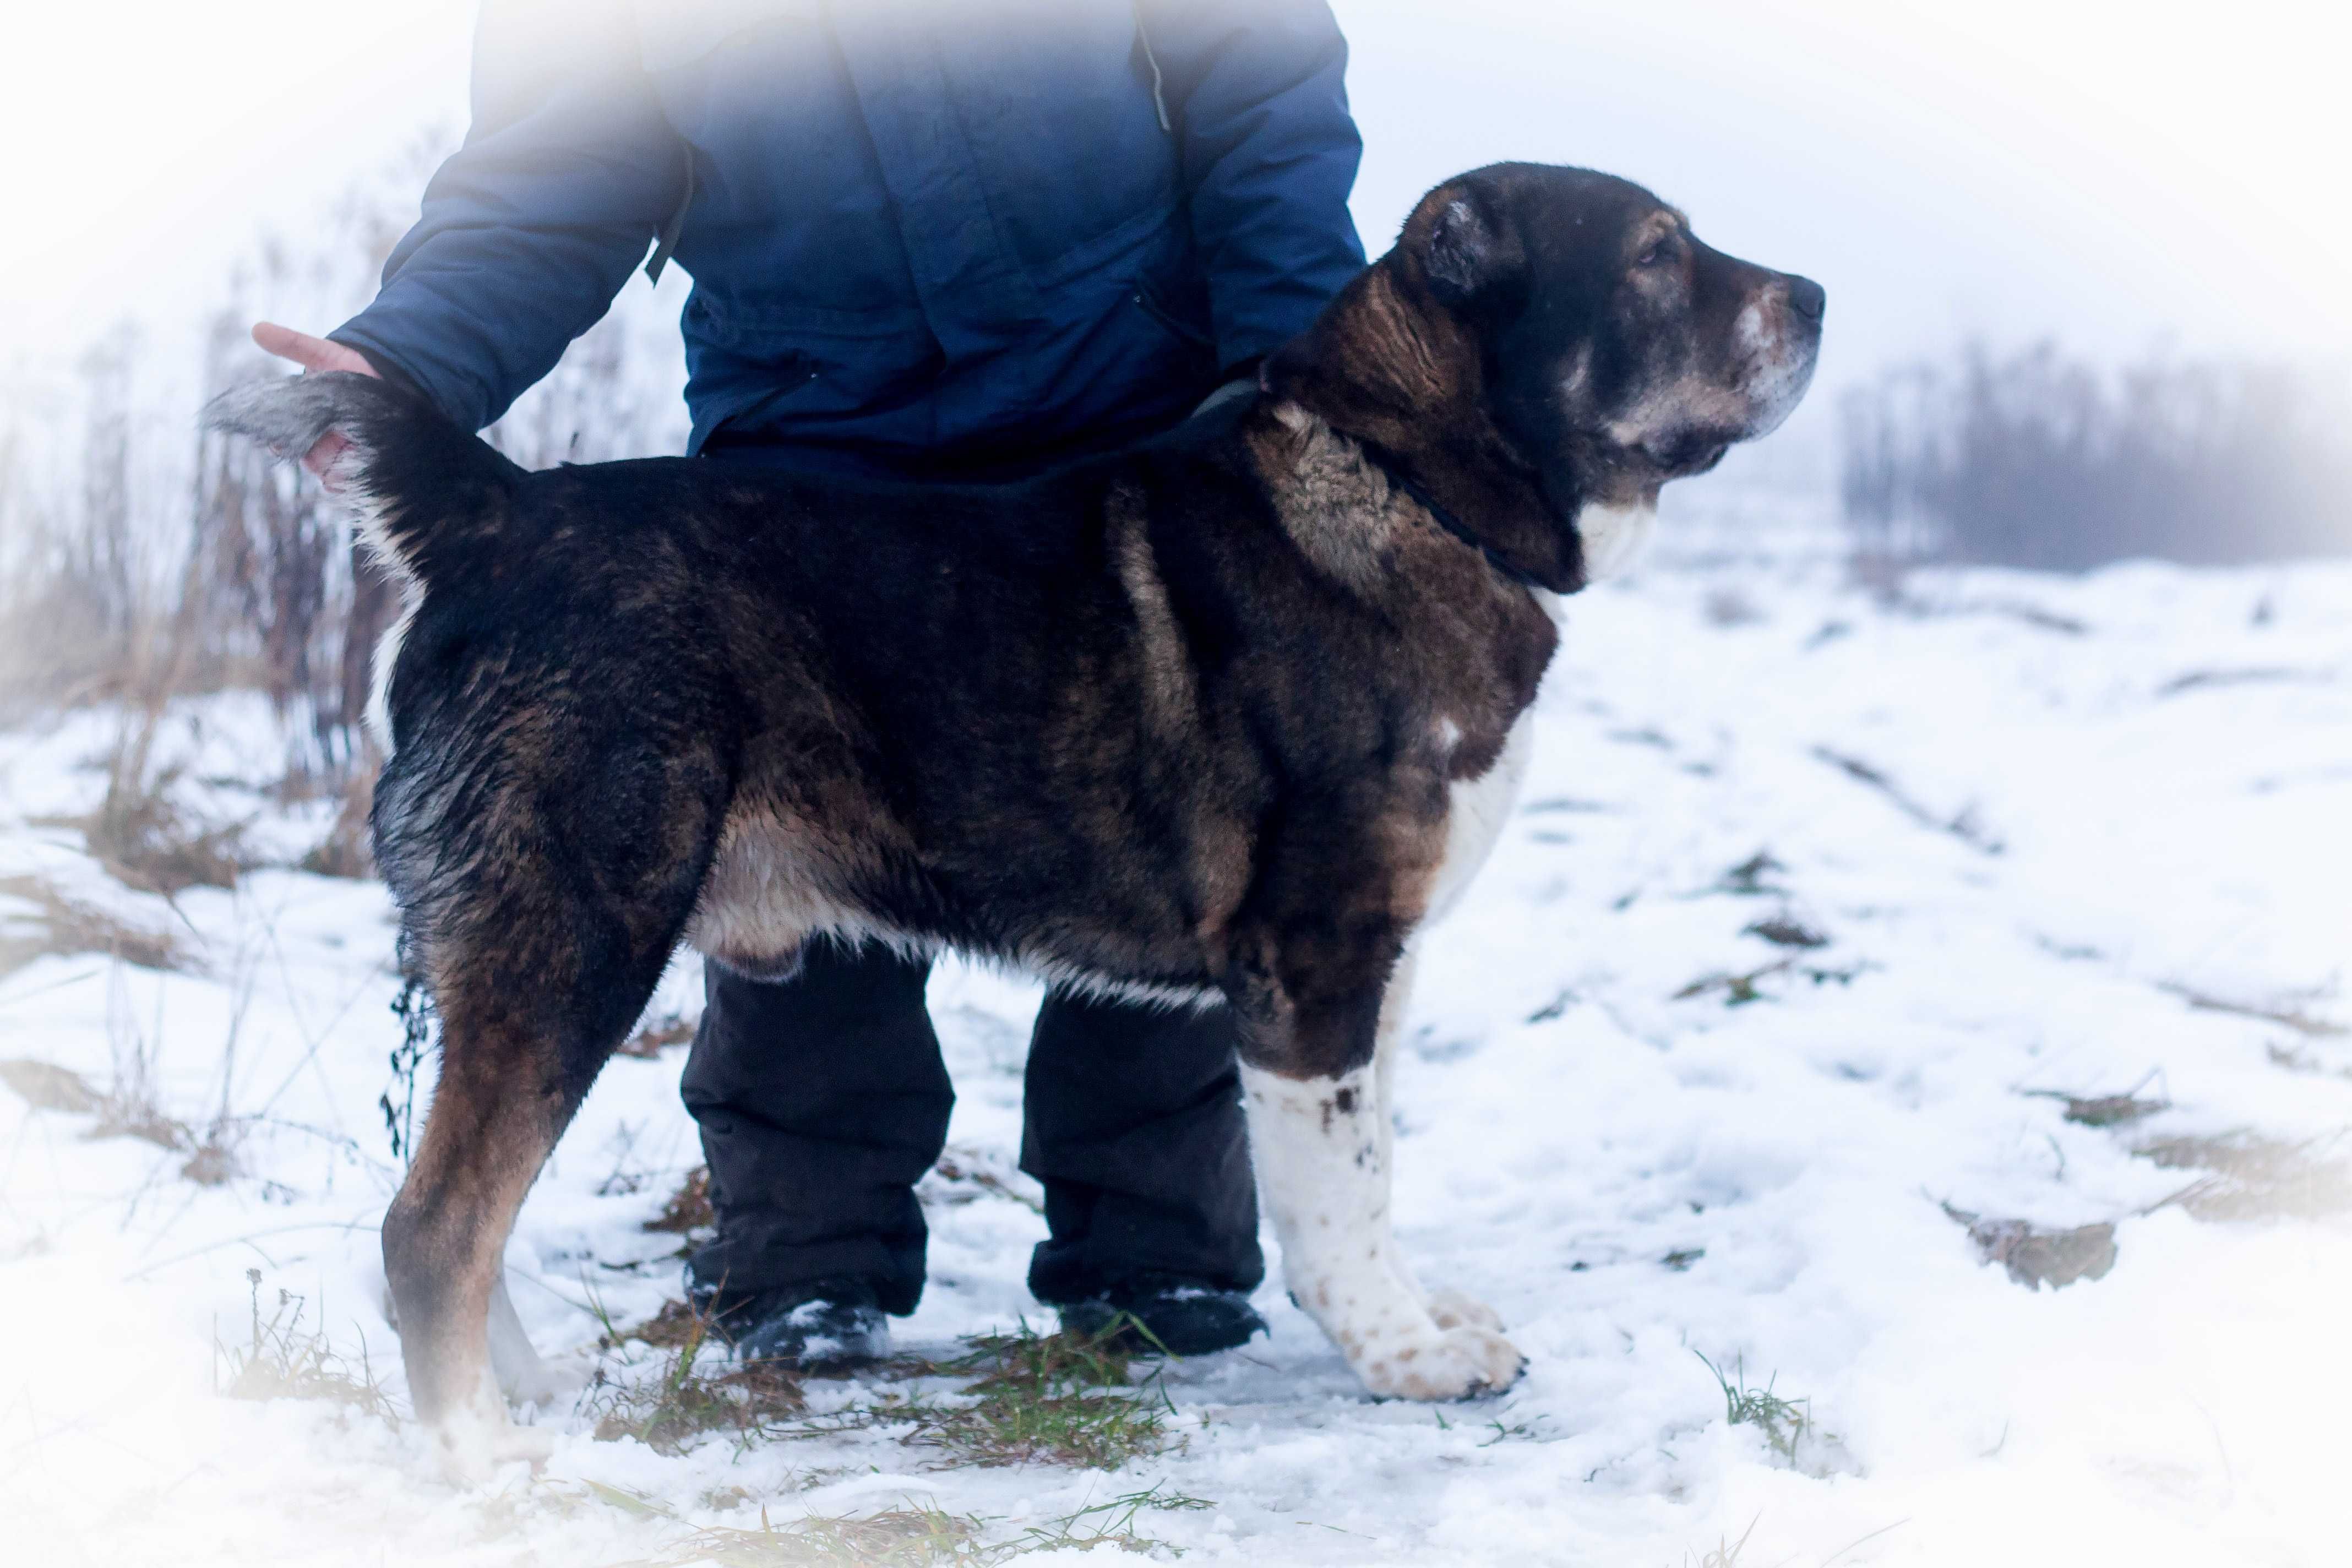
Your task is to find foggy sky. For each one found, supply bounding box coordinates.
[6,0,2344,470]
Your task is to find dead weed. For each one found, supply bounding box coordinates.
[618,1010,699,1059]
[0,873,188,974]
[2138,1131,2352,1222]
[215,1267,397,1423]
[586,1293,809,1456]
[644,1166,714,1235]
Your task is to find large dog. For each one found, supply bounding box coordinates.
[209,162,1821,1471]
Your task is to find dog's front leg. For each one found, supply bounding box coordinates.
[1235,941,1523,1401]
[1242,1057,1522,1398]
[1368,946,1505,1336]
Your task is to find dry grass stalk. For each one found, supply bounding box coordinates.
[0,1028,241,1186]
[2158,980,2346,1039]
[297,748,379,879]
[0,1058,105,1114]
[587,1297,808,1456]
[644,1165,714,1235]
[2137,1132,2352,1222]
[617,1009,698,1058]
[600,1481,1211,1567]
[602,1498,987,1567]
[0,873,188,974]
[87,680,250,897]
[215,1267,397,1422]
[1943,1204,2118,1290]
[924,1144,1047,1215]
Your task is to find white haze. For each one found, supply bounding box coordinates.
[3,0,2346,475]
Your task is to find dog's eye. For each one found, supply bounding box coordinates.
[1637,238,1676,269]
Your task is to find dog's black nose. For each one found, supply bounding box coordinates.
[1787,275,1826,323]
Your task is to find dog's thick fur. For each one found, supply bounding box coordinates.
[206,163,1820,1472]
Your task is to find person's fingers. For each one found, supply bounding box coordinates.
[303,429,355,489]
[251,322,377,378]
[248,323,373,491]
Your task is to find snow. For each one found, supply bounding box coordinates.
[2,551,2348,1566]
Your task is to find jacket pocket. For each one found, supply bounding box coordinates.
[1134,275,1215,352]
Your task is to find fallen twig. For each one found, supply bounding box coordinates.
[2157,981,2345,1038]
[1810,747,2003,855]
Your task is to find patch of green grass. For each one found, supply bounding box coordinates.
[1695,1351,1812,1463]
[901,1317,1179,1469]
[1010,1481,1211,1555]
[1743,911,1827,949]
[1476,1415,1557,1447]
[589,1311,1173,1471]
[1712,851,1787,897]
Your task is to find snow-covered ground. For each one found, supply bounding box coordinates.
[3,551,2348,1566]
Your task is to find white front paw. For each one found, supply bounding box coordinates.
[1358,1323,1525,1401]
[497,1358,579,1409]
[434,1411,553,1487]
[1425,1287,1505,1333]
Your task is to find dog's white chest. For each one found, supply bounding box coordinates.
[1575,499,1657,580]
[1424,710,1536,927]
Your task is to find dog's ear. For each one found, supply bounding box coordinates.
[1420,186,1525,313]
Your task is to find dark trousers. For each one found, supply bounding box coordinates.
[679,941,1263,1317]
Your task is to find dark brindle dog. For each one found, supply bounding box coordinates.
[208,163,1820,1472]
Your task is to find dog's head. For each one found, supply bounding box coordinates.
[1267,163,1823,590]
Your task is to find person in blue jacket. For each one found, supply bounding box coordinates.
[257,0,1366,1365]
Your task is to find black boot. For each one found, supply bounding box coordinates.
[1057,1272,1267,1357]
[1021,989,1267,1326]
[691,1275,890,1368]
[679,943,953,1320]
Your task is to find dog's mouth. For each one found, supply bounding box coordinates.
[1639,430,1734,476]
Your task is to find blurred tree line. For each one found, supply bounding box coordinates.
[0,134,687,781]
[1841,341,2352,571]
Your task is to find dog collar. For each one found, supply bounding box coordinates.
[1352,437,1553,592]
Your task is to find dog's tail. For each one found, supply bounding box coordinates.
[202,372,521,586]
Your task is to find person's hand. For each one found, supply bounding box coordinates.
[251,322,378,485]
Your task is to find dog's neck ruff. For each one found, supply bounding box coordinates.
[1351,437,1556,592]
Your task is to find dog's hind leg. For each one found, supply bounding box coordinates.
[486,1273,564,1406]
[382,993,589,1478]
[386,939,693,1477]
[377,739,722,1479]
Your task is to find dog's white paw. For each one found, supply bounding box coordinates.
[1359,1324,1525,1402]
[497,1358,581,1409]
[434,1413,554,1487]
[1424,1287,1505,1333]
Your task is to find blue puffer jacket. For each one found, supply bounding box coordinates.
[331,0,1365,472]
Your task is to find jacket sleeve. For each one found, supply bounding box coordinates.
[329,0,687,433]
[1135,0,1366,374]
